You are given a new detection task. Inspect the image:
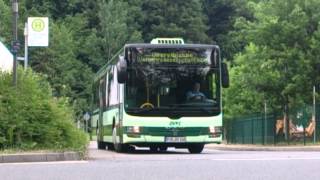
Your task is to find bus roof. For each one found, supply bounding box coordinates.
[125,43,219,49]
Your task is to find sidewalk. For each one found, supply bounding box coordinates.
[0,151,82,163]
[206,144,320,151]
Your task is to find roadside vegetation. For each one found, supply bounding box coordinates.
[0,68,88,152]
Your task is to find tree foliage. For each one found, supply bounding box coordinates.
[225,0,320,120]
[0,0,12,44]
[203,0,252,60]
[141,0,210,43]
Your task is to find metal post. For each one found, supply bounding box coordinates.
[251,118,254,144]
[313,86,316,143]
[285,103,290,144]
[24,22,28,70]
[12,0,19,86]
[264,100,267,144]
[242,122,244,144]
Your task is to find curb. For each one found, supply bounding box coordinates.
[0,152,81,163]
[206,144,320,151]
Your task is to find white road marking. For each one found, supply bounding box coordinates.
[0,161,88,166]
[209,157,320,161]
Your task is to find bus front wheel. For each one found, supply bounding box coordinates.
[112,127,128,153]
[187,144,204,154]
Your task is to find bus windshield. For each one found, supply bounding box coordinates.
[124,47,221,117]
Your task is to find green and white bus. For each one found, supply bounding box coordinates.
[91,38,229,153]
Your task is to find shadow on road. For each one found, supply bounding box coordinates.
[121,149,190,155]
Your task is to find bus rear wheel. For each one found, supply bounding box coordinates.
[107,143,115,151]
[187,144,204,154]
[97,141,107,150]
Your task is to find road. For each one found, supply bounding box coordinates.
[1,142,320,180]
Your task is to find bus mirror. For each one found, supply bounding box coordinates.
[211,49,219,68]
[222,63,229,88]
[117,56,127,83]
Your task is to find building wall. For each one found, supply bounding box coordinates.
[0,41,13,72]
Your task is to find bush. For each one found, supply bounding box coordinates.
[0,68,88,151]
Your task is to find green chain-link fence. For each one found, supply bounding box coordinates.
[225,113,276,144]
[225,105,320,145]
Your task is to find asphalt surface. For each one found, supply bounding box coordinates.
[1,142,320,180]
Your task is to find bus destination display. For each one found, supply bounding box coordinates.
[136,49,209,65]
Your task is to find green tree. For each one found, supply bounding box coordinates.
[0,0,12,44]
[123,0,143,43]
[141,0,210,43]
[98,0,129,62]
[24,0,79,20]
[225,0,320,122]
[203,0,255,60]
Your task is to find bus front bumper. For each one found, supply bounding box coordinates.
[122,134,222,145]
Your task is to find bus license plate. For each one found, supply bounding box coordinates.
[165,137,186,143]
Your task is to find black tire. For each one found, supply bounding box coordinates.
[97,141,107,150]
[187,144,204,154]
[159,146,168,152]
[127,145,135,152]
[107,143,115,151]
[150,146,158,152]
[112,127,128,153]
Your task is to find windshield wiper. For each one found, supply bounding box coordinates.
[127,107,179,113]
[126,106,215,115]
[127,108,154,114]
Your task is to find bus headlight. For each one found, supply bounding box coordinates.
[126,126,141,134]
[209,126,222,138]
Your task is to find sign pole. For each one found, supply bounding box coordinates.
[24,22,28,70]
[12,0,19,86]
[264,100,267,144]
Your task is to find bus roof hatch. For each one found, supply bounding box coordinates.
[150,38,184,45]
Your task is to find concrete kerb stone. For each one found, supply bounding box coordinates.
[2,154,43,163]
[0,152,81,163]
[206,144,320,151]
[63,152,80,161]
[46,153,65,161]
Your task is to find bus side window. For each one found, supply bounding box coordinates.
[99,78,107,110]
[109,66,120,106]
[105,73,109,108]
[106,70,111,107]
[93,83,99,110]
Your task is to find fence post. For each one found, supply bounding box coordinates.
[231,119,234,144]
[313,86,316,144]
[258,115,264,145]
[264,101,268,144]
[251,117,254,144]
[273,113,276,145]
[242,121,245,144]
